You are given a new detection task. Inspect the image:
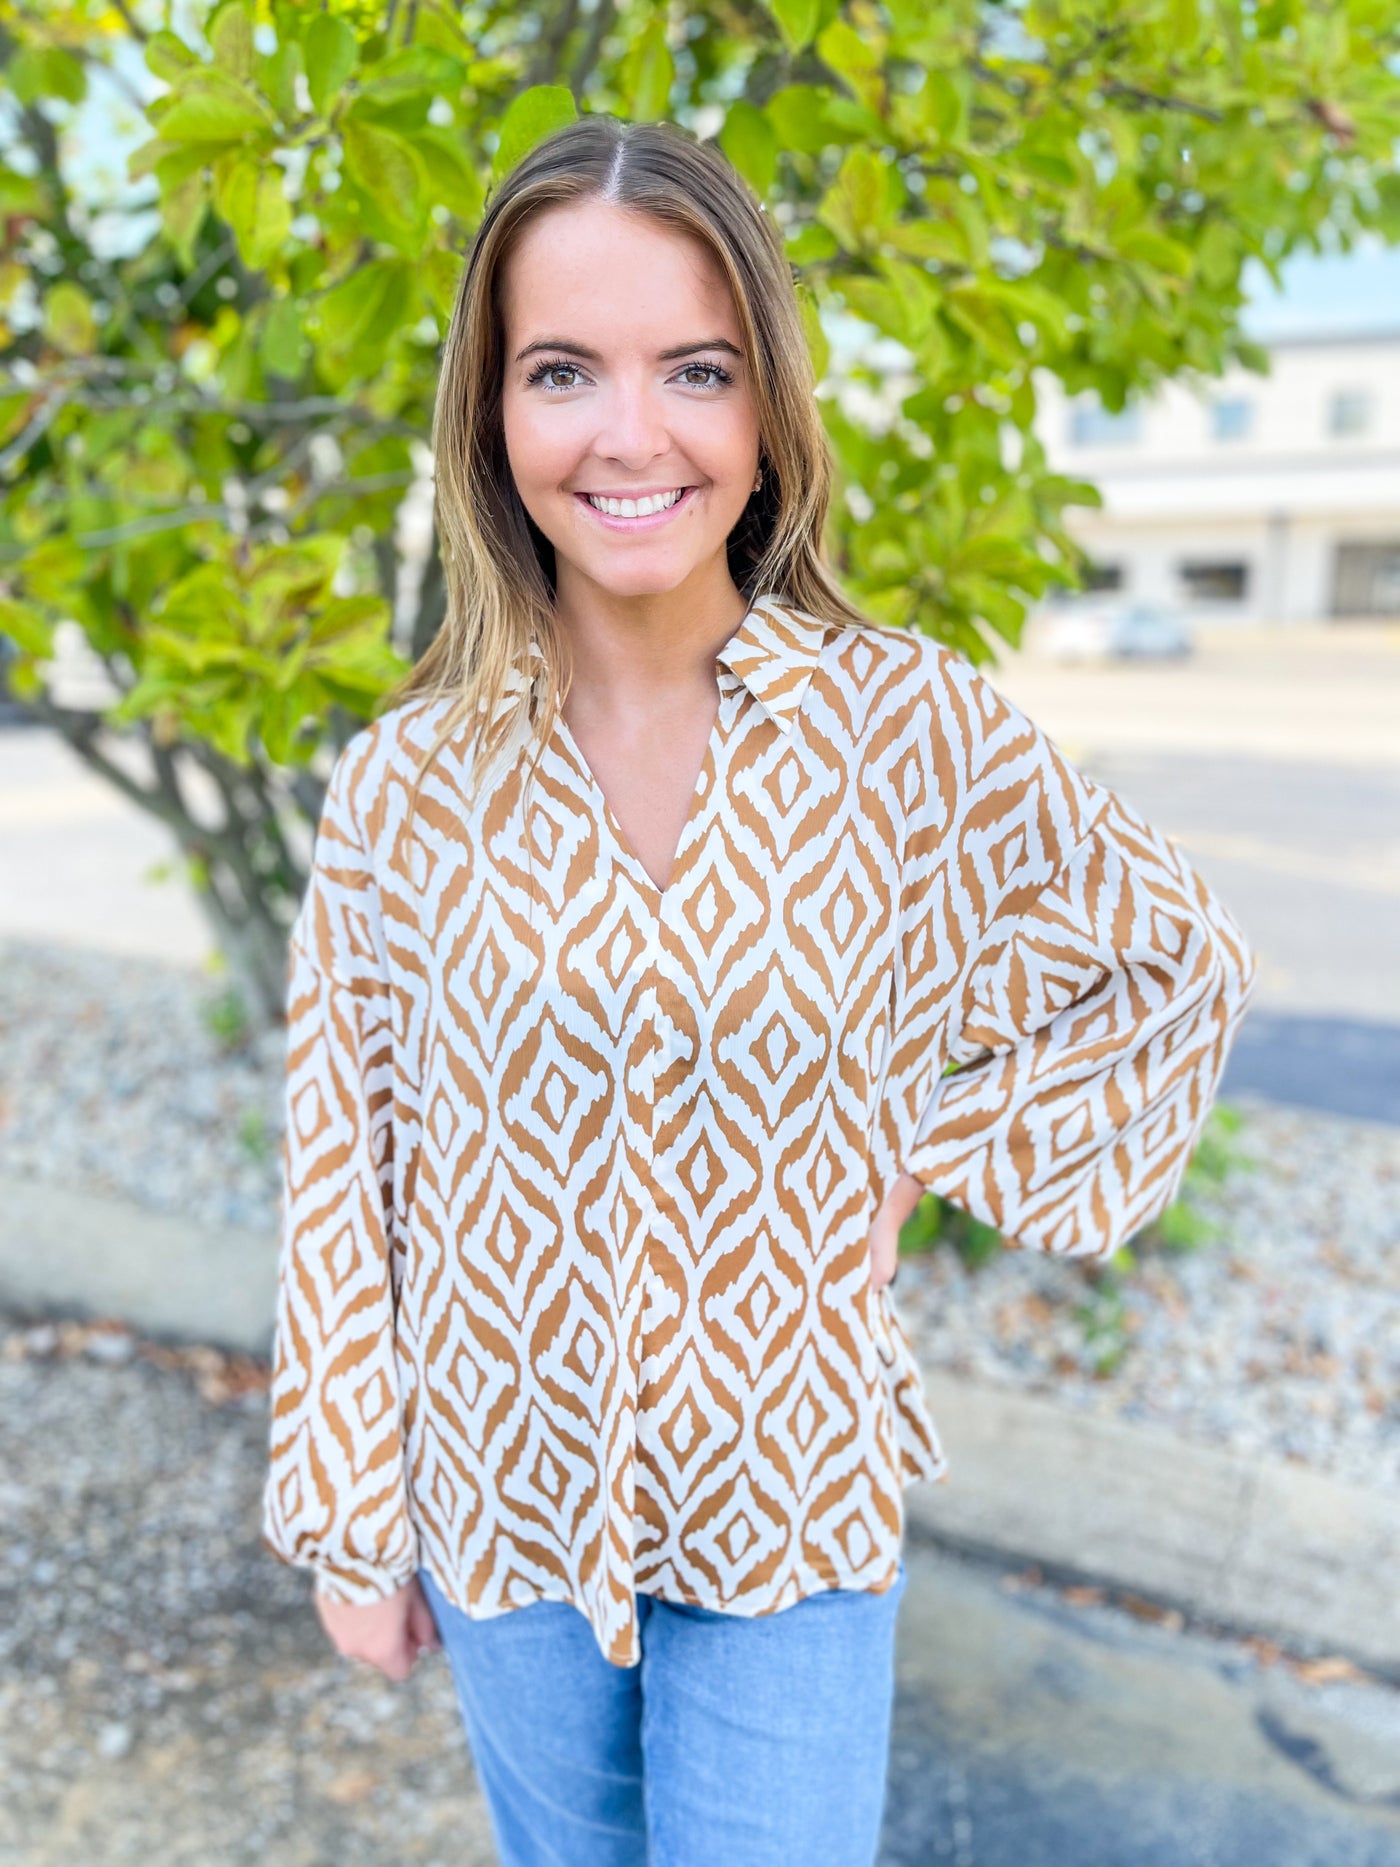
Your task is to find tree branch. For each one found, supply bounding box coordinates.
[524,0,582,90]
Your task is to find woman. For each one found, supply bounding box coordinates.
[262,115,1257,1866]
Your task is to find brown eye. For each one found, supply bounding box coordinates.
[525,357,584,391]
[675,360,735,390]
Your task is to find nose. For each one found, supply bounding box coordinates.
[589,369,672,472]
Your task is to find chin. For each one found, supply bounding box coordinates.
[571,552,714,599]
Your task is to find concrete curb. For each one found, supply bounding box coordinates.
[1,1173,278,1358]
[906,1371,1398,1682]
[3,1172,1395,1680]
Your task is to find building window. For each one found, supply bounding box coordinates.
[1179,561,1249,602]
[1068,395,1142,446]
[1329,390,1372,437]
[1210,397,1252,440]
[1084,561,1124,592]
[1332,541,1400,616]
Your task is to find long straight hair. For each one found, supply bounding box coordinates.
[381,112,865,837]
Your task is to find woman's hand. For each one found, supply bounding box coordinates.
[313,1575,442,1682]
[866,1172,927,1290]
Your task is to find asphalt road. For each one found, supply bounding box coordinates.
[987,622,1400,1131]
[882,1537,1400,1867]
[1065,746,1400,1125]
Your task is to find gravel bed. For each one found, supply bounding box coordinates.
[894,1096,1400,1494]
[0,1324,495,1867]
[2,934,1396,1495]
[0,936,286,1234]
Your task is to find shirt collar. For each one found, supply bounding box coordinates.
[516,592,832,736]
[713,594,832,734]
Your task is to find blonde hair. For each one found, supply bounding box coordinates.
[381,112,865,836]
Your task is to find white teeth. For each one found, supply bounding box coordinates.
[585,488,686,517]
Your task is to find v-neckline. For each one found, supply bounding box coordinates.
[551,690,729,905]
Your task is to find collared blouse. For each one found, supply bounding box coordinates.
[261,592,1257,1669]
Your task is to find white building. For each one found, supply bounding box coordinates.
[1033,330,1400,624]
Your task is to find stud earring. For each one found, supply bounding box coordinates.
[752,463,764,494]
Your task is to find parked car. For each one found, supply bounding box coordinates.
[1030,599,1195,664]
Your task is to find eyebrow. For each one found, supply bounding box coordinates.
[512,336,744,364]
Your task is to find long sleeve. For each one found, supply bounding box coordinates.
[261,741,420,1603]
[901,781,1258,1262]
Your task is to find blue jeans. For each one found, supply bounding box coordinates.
[417,1558,908,1867]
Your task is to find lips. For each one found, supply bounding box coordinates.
[573,484,699,531]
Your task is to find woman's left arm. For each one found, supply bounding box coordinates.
[897,783,1258,1263]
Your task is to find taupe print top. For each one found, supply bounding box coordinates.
[261,593,1257,1668]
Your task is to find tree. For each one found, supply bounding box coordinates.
[2,0,1396,1021]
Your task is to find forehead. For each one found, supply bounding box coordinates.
[501,200,739,341]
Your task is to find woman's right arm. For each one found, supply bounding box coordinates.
[260,739,430,1675]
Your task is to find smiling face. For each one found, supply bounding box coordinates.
[499,197,761,609]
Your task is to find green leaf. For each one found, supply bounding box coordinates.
[156,73,274,145]
[316,258,415,355]
[621,12,674,123]
[342,118,425,231]
[875,253,940,341]
[885,216,971,267]
[815,17,883,111]
[1039,474,1104,511]
[8,47,86,107]
[1017,147,1078,189]
[159,168,207,270]
[769,0,821,53]
[5,660,45,703]
[145,30,200,83]
[410,126,485,223]
[213,154,291,271]
[1169,0,1201,44]
[920,69,970,145]
[303,13,359,117]
[821,95,890,141]
[0,392,31,450]
[209,1,255,84]
[0,167,39,216]
[910,317,953,385]
[766,85,838,155]
[950,193,989,269]
[19,538,87,607]
[305,593,387,646]
[817,147,897,253]
[719,100,777,199]
[492,86,578,184]
[0,598,55,657]
[943,283,1022,366]
[982,276,1074,349]
[955,573,1026,633]
[128,136,193,186]
[1196,218,1238,291]
[1116,226,1195,276]
[785,222,839,265]
[43,282,97,355]
[422,246,465,322]
[47,46,89,104]
[259,39,305,123]
[259,295,309,378]
[353,46,467,114]
[797,283,829,381]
